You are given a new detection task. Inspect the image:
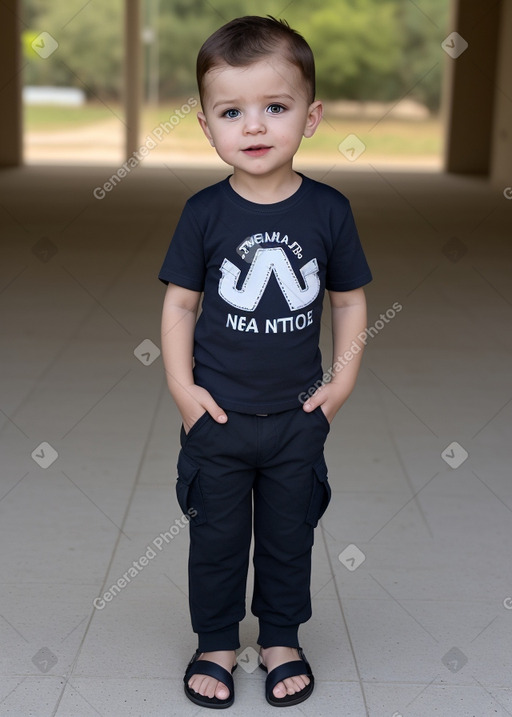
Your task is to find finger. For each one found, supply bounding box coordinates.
[302,387,324,412]
[202,396,228,424]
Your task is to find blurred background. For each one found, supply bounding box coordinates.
[2,3,512,714]
[22,0,450,167]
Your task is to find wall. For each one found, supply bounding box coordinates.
[443,0,501,174]
[490,0,512,189]
[0,0,22,167]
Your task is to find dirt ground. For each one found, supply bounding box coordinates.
[24,117,442,169]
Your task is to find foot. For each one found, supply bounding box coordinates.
[259,646,310,699]
[187,650,237,701]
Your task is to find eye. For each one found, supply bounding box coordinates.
[223,108,241,119]
[267,104,285,114]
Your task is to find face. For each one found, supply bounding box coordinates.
[197,56,323,179]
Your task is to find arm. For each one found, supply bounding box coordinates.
[303,287,367,422]
[161,283,227,433]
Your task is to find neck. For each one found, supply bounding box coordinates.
[229,166,302,204]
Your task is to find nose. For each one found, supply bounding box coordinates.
[243,110,266,135]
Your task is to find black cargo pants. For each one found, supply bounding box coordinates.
[175,406,331,652]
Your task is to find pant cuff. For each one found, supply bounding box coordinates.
[257,621,300,648]
[197,623,240,652]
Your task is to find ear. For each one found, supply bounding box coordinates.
[197,111,215,147]
[303,100,323,139]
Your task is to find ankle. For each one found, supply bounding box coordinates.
[199,650,237,665]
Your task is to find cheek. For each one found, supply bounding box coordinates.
[280,116,305,138]
[215,130,237,152]
[277,125,303,148]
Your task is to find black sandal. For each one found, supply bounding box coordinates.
[259,647,314,707]
[184,650,237,709]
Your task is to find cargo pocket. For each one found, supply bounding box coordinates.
[176,450,207,525]
[305,454,332,527]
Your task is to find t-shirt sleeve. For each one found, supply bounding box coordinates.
[158,200,206,291]
[325,199,372,292]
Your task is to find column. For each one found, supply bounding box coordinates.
[0,0,22,167]
[443,0,502,174]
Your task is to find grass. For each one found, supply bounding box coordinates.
[141,102,443,158]
[24,100,443,159]
[24,103,116,129]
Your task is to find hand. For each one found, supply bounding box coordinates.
[302,382,350,424]
[177,384,227,434]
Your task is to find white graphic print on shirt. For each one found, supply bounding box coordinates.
[218,232,321,335]
[219,247,320,312]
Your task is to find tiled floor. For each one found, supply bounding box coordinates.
[0,164,511,716]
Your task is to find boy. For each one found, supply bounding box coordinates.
[159,15,371,709]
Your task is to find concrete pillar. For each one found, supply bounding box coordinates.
[490,0,512,189]
[444,0,501,175]
[0,0,22,167]
[125,0,142,159]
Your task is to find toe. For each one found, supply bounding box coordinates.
[294,675,309,690]
[273,681,288,698]
[188,675,231,701]
[274,676,309,698]
[188,675,200,693]
[203,678,217,699]
[215,682,229,700]
[189,675,214,699]
[285,677,299,695]
[187,651,234,702]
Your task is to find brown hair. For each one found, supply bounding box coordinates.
[196,16,316,107]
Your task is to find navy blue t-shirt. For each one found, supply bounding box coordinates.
[158,174,372,413]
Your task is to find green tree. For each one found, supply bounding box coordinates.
[24,0,123,99]
[21,0,47,26]
[395,0,450,110]
[290,0,402,101]
[156,0,290,98]
[22,0,451,110]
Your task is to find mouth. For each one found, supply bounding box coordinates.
[242,145,272,157]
